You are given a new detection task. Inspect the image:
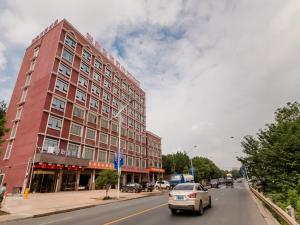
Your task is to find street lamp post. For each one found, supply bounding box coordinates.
[187,145,197,177]
[113,99,135,200]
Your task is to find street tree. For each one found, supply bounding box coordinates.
[0,101,8,152]
[95,170,118,199]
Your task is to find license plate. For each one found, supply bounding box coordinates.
[175,195,185,200]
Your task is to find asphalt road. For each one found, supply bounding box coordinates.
[2,182,267,225]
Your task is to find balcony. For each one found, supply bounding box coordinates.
[35,153,90,167]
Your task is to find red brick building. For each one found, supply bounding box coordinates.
[0,19,164,193]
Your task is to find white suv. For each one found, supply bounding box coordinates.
[155,180,170,190]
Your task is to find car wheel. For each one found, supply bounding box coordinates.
[170,209,177,215]
[198,201,204,216]
[208,197,212,208]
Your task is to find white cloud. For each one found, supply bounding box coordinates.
[1,0,300,169]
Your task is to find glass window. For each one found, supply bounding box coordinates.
[20,88,28,102]
[58,62,72,77]
[113,87,119,96]
[121,127,127,136]
[142,159,146,168]
[105,68,112,78]
[122,81,127,90]
[101,119,109,129]
[127,156,133,166]
[4,141,13,159]
[25,73,31,86]
[109,152,114,163]
[10,123,17,139]
[111,123,118,132]
[48,116,62,130]
[90,98,99,109]
[73,105,85,119]
[91,84,100,95]
[112,98,119,108]
[141,147,146,155]
[128,118,134,127]
[103,92,110,102]
[55,79,68,93]
[114,76,120,85]
[15,107,22,120]
[135,158,140,167]
[93,71,101,82]
[82,49,91,61]
[104,79,111,89]
[62,48,74,63]
[87,112,97,124]
[99,133,108,143]
[94,59,102,69]
[30,60,35,71]
[128,142,134,151]
[110,136,118,146]
[51,97,65,111]
[84,147,94,160]
[33,47,39,57]
[65,35,76,49]
[135,145,140,153]
[76,89,86,102]
[42,138,59,154]
[128,130,134,139]
[80,61,90,74]
[78,76,88,88]
[121,92,128,102]
[98,150,106,162]
[86,128,96,140]
[102,104,110,114]
[121,139,126,149]
[70,123,82,136]
[67,143,80,158]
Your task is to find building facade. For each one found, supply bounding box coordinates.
[0,19,164,193]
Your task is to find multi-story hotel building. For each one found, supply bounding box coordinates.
[0,19,164,193]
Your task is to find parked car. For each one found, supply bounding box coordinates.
[155,180,171,190]
[121,183,143,193]
[210,179,219,188]
[168,183,211,215]
[141,181,155,192]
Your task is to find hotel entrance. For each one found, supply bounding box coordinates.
[30,170,57,193]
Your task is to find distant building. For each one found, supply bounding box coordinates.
[0,19,164,193]
[232,167,239,171]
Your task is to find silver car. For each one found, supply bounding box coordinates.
[168,183,211,215]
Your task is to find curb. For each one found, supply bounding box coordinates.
[0,191,165,223]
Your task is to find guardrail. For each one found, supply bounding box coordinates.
[250,187,299,225]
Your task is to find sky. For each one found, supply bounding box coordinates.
[1,0,300,169]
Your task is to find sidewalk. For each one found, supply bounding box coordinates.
[0,189,163,223]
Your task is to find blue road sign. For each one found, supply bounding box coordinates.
[114,150,124,170]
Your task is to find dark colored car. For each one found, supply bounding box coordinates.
[142,182,155,192]
[121,183,143,193]
[225,177,234,187]
[210,179,219,188]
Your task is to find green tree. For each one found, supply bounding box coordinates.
[95,170,118,199]
[0,101,8,152]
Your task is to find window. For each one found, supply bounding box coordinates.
[135,123,140,131]
[113,87,119,96]
[103,92,110,102]
[112,109,117,117]
[112,98,119,108]
[10,123,17,139]
[129,88,134,97]
[128,130,134,139]
[73,105,85,119]
[121,139,126,149]
[65,35,76,49]
[25,73,31,86]
[55,79,68,93]
[108,152,114,163]
[30,60,35,71]
[136,112,140,121]
[135,145,140,153]
[98,150,106,162]
[142,159,146,168]
[122,81,127,90]
[128,142,134,151]
[110,136,117,146]
[3,141,13,159]
[83,147,94,160]
[141,136,146,144]
[90,98,99,109]
[15,107,22,120]
[70,123,82,136]
[99,133,108,143]
[129,108,134,117]
[105,68,112,78]
[78,76,88,88]
[42,138,59,154]
[114,76,120,85]
[48,116,62,130]
[102,104,110,114]
[121,127,127,136]
[127,156,133,166]
[141,147,146,155]
[20,88,28,102]
[33,47,39,57]
[94,59,102,69]
[76,89,86,102]
[93,71,101,82]
[91,84,100,95]
[111,123,118,132]
[58,62,72,77]
[101,118,109,129]
[86,128,96,140]
[62,48,74,63]
[136,134,140,142]
[121,92,128,101]
[104,79,111,89]
[80,62,90,74]
[82,49,91,61]
[87,112,97,124]
[51,97,65,111]
[67,143,80,158]
[128,118,134,127]
[135,158,140,167]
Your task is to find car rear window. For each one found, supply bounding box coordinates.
[174,185,194,190]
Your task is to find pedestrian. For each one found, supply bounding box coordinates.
[0,183,7,208]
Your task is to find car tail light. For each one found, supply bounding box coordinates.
[187,193,197,198]
[169,193,173,197]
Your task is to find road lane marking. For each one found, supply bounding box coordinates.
[38,216,72,225]
[103,203,168,225]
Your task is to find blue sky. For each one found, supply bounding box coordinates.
[1,0,300,169]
